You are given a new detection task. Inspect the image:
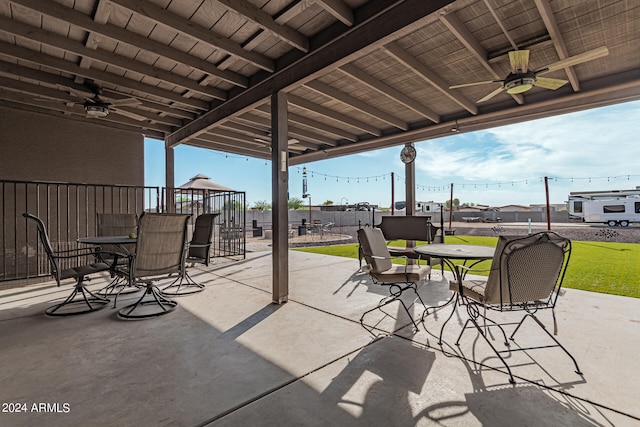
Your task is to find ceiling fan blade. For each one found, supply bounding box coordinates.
[34,97,66,104]
[476,86,504,103]
[110,98,141,107]
[534,77,569,90]
[449,80,502,89]
[509,50,530,73]
[111,107,147,121]
[537,46,609,75]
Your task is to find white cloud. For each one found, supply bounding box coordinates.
[415,100,640,184]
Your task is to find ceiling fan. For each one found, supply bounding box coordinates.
[449,46,609,103]
[36,81,145,121]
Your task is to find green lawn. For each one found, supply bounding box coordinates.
[293,236,640,298]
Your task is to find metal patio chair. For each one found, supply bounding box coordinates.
[357,225,430,333]
[439,231,583,383]
[23,213,111,316]
[118,213,190,319]
[162,213,216,296]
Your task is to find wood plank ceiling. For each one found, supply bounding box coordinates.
[0,0,638,165]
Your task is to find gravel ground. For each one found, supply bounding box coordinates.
[248,222,640,248]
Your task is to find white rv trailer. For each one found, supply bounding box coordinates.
[394,201,442,213]
[568,187,640,220]
[582,197,640,227]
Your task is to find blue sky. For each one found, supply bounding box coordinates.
[145,99,640,208]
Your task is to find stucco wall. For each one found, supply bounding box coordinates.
[0,106,144,185]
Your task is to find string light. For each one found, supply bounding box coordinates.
[208,155,638,191]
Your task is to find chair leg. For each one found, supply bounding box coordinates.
[510,313,583,375]
[360,282,425,333]
[161,270,205,296]
[97,273,140,298]
[46,279,110,316]
[463,314,516,384]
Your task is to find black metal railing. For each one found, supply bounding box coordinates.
[168,188,246,260]
[1,180,246,283]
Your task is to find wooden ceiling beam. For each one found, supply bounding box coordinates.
[481,0,517,50]
[214,0,309,52]
[304,80,409,130]
[287,94,381,136]
[8,0,248,88]
[0,41,209,110]
[0,87,174,132]
[0,16,227,101]
[533,0,580,91]
[166,0,456,147]
[196,132,305,154]
[339,62,441,122]
[314,0,354,26]
[216,0,311,71]
[232,112,321,149]
[255,104,357,141]
[440,12,524,105]
[108,0,275,72]
[219,121,270,140]
[78,0,112,71]
[188,137,272,158]
[383,42,477,115]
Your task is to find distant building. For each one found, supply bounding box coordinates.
[500,204,531,212]
[530,203,565,212]
[457,205,490,212]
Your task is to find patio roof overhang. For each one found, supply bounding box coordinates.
[0,0,638,164]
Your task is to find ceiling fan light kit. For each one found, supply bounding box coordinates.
[85,104,109,117]
[504,75,536,94]
[448,46,609,103]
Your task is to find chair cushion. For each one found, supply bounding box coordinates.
[373,264,430,283]
[449,279,488,302]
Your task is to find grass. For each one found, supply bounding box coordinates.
[293,236,640,299]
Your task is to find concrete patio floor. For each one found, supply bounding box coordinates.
[1,249,639,426]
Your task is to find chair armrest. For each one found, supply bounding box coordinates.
[52,247,105,260]
[457,264,492,273]
[188,243,211,248]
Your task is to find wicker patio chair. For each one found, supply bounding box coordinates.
[357,225,431,333]
[117,213,190,319]
[439,231,583,383]
[23,213,110,316]
[162,213,216,296]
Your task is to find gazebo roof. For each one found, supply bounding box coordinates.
[178,174,235,192]
[0,0,638,163]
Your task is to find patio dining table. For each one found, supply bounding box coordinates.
[414,243,496,319]
[78,235,138,299]
[414,244,496,284]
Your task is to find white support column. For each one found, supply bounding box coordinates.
[271,92,289,303]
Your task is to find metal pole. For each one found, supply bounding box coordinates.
[448,183,454,231]
[391,172,395,215]
[545,176,551,231]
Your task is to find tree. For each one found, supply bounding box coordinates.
[445,198,460,209]
[322,200,334,206]
[252,200,271,211]
[288,197,304,210]
[223,200,244,210]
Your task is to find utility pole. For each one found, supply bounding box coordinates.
[391,172,395,215]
